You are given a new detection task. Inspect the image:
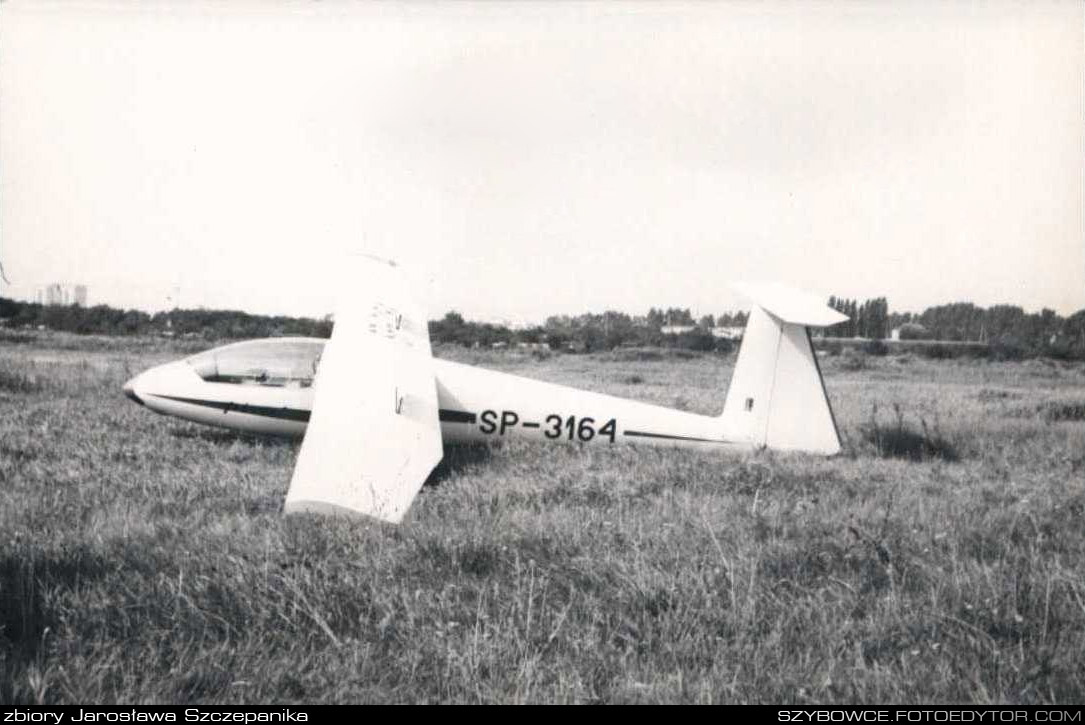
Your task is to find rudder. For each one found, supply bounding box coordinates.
[718,285,845,454]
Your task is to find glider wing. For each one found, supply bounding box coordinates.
[284,256,443,523]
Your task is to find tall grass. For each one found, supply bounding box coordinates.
[1,342,1083,703]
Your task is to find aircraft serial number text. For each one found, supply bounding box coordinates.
[478,410,618,442]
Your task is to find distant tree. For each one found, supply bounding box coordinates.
[600,310,634,349]
[667,329,717,352]
[1051,308,1085,359]
[518,325,546,344]
[898,322,929,340]
[664,307,694,326]
[864,297,888,339]
[0,297,18,319]
[888,311,913,330]
[430,311,472,346]
[716,310,747,328]
[545,328,570,351]
[544,314,574,350]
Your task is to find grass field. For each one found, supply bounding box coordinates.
[2,332,1085,704]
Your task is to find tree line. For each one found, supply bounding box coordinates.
[825,297,889,339]
[0,298,332,340]
[901,302,1082,360]
[432,309,739,353]
[2,295,1084,360]
[823,294,1085,360]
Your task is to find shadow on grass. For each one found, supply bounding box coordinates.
[866,425,959,462]
[0,368,44,394]
[861,404,959,462]
[424,443,493,487]
[1043,400,1085,422]
[168,425,296,447]
[0,556,48,666]
[0,543,115,704]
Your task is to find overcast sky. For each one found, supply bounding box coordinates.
[1,1,1082,323]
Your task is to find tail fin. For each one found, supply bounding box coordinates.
[718,283,847,455]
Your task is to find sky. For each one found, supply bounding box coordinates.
[1,1,1082,323]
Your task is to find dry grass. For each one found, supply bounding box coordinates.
[1,334,1084,703]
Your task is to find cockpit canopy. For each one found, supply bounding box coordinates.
[185,338,325,388]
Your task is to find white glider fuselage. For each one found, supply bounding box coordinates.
[437,358,742,449]
[124,341,747,452]
[124,267,848,523]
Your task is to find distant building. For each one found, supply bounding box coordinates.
[42,283,88,306]
[712,326,745,341]
[478,315,534,331]
[45,283,65,305]
[662,324,744,339]
[660,325,696,335]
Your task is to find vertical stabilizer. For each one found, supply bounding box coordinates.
[719,285,846,455]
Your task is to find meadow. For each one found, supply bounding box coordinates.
[2,331,1084,704]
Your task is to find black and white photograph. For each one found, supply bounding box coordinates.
[1,0,1083,706]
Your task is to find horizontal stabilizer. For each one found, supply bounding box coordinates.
[732,282,848,328]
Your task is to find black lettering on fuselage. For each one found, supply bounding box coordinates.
[499,410,519,435]
[478,409,618,443]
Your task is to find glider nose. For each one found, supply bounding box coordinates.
[123,376,145,406]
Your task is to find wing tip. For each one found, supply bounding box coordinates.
[284,498,406,524]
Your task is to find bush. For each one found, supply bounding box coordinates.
[840,350,867,371]
[0,365,43,394]
[861,403,959,462]
[607,348,664,362]
[919,343,960,360]
[669,330,718,352]
[989,335,1030,361]
[897,323,929,340]
[1043,400,1085,423]
[1045,342,1085,362]
[910,341,988,360]
[817,339,843,356]
[864,339,889,356]
[0,329,35,345]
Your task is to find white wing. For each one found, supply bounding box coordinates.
[284,256,443,523]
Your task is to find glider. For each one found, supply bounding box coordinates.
[122,257,847,523]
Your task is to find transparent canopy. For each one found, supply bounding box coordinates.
[185,338,325,387]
